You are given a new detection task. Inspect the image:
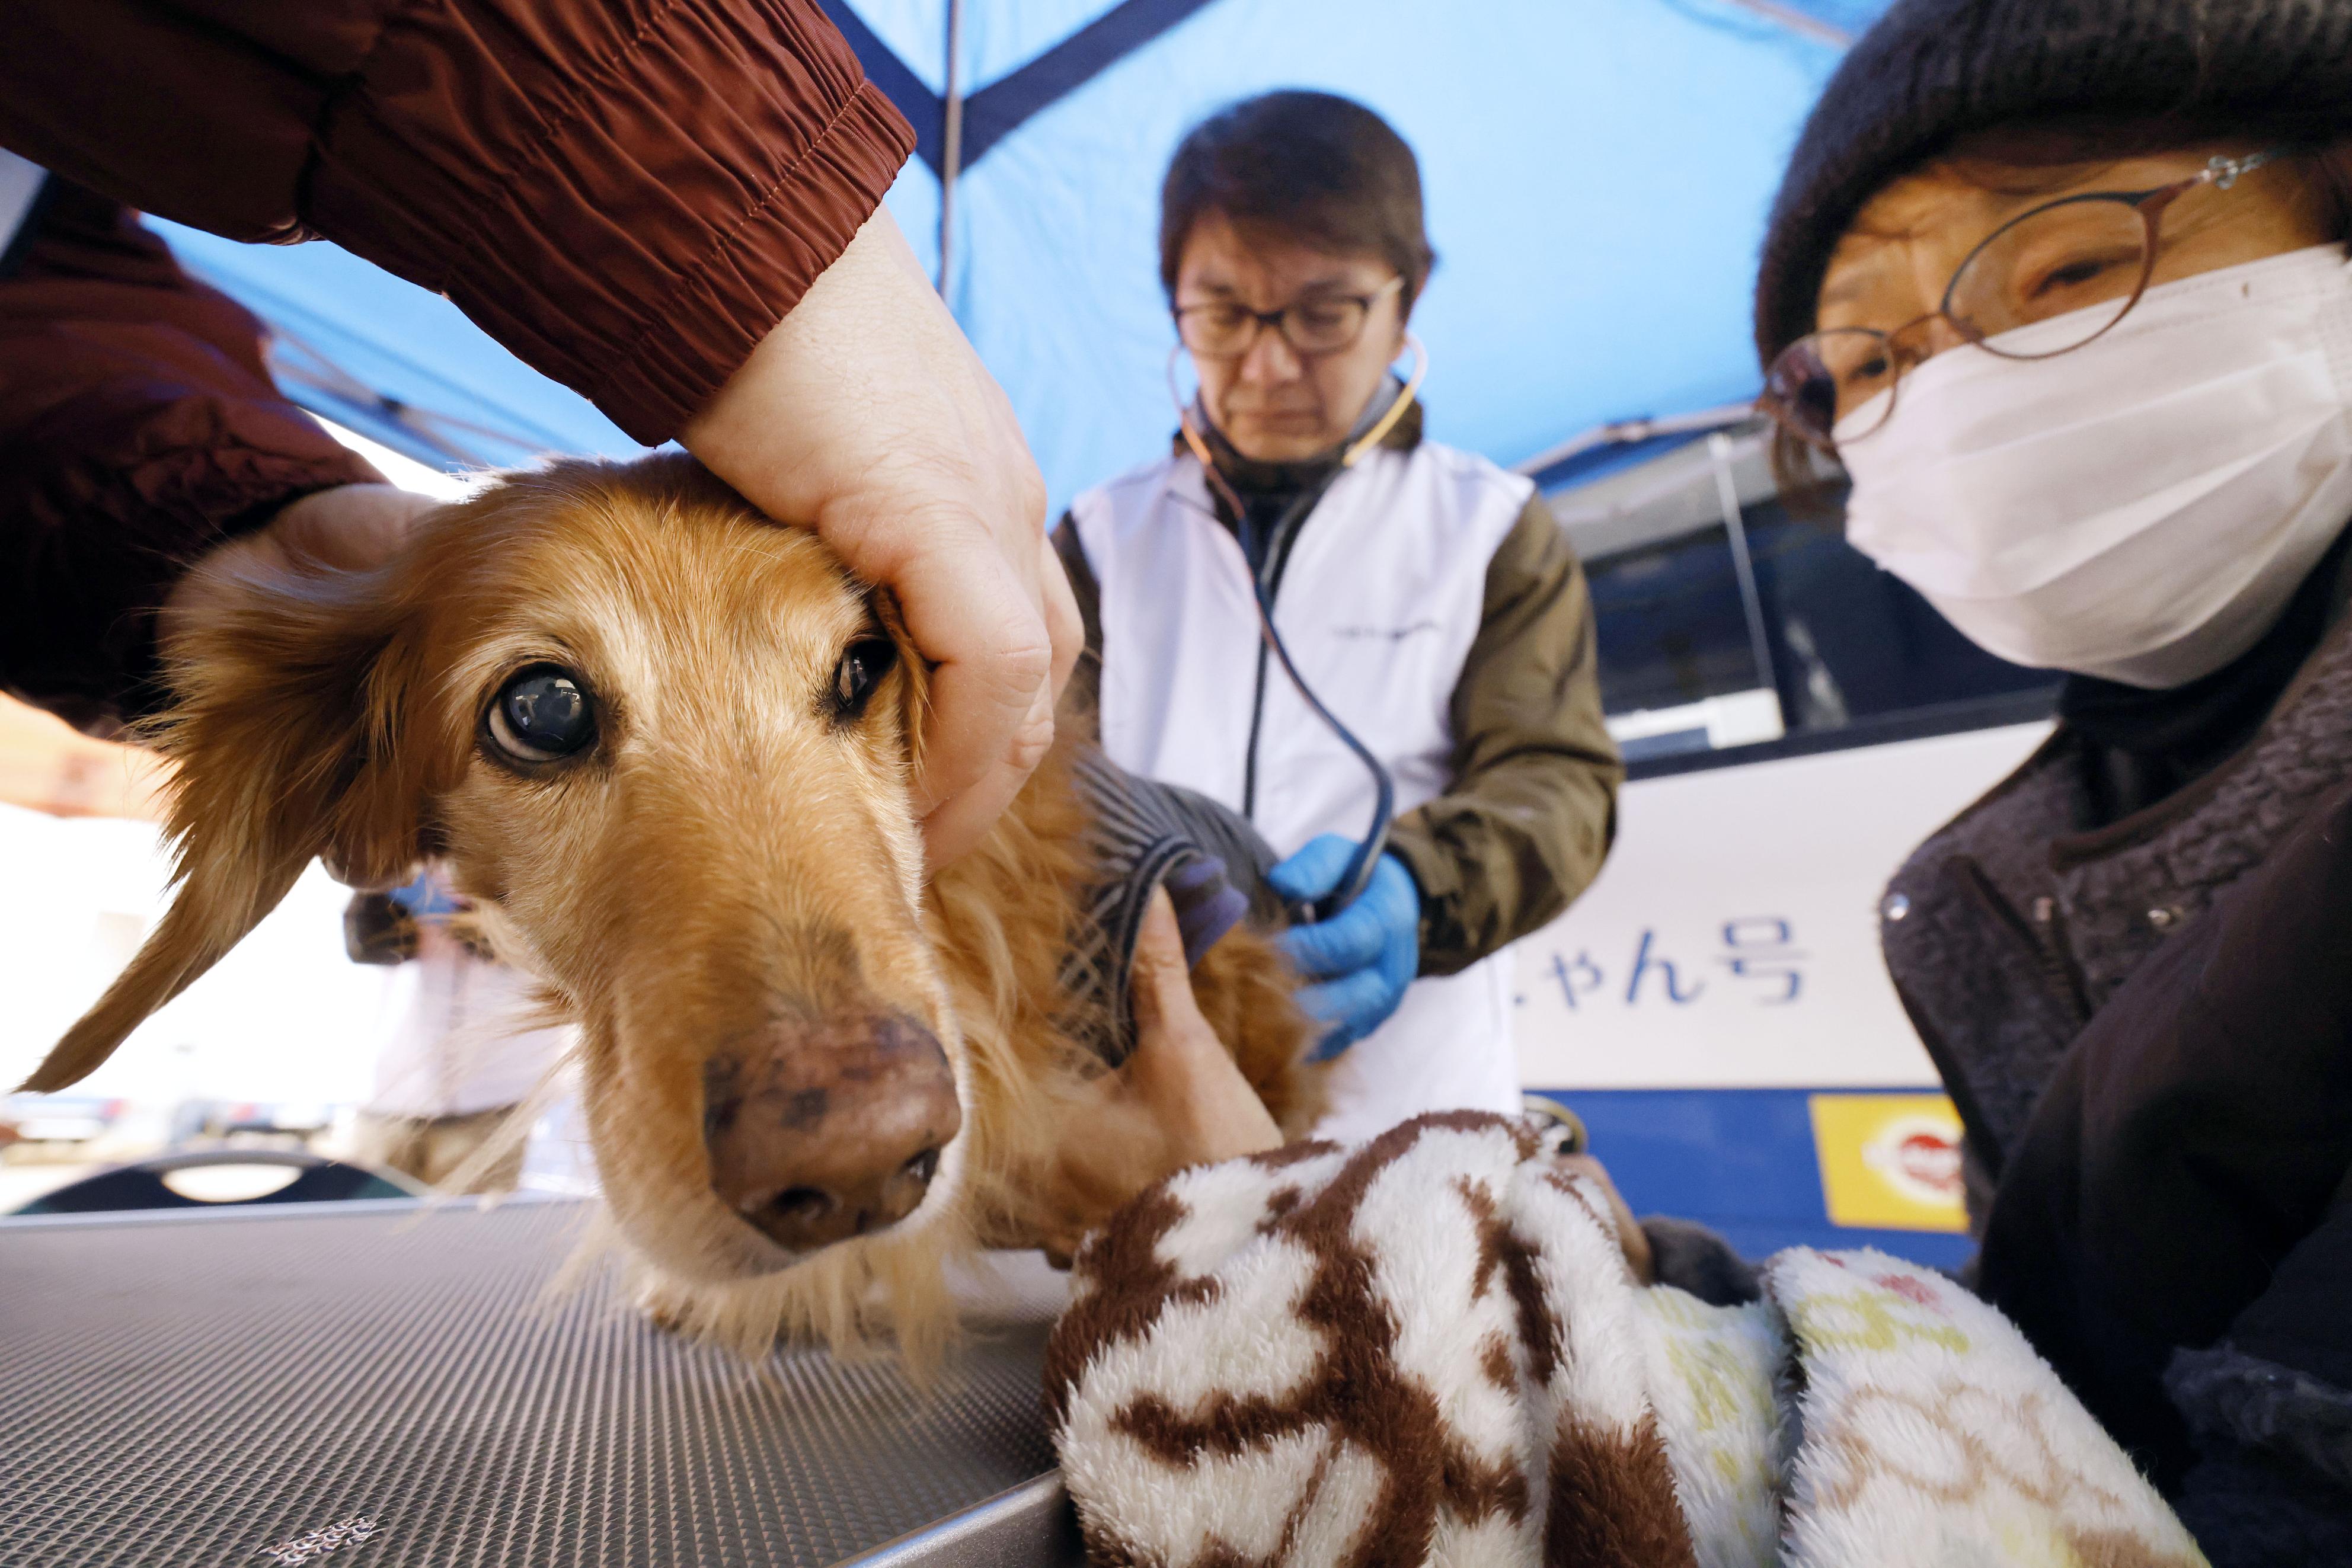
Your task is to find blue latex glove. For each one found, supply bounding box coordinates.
[1267,835,1420,1061]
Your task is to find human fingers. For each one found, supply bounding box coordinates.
[1038,529,1082,702]
[1293,968,1394,1057]
[1128,890,1237,1084]
[1264,833,1357,903]
[1129,891,1280,1156]
[679,210,1054,871]
[830,490,1052,841]
[916,657,1057,869]
[1276,898,1390,979]
[1127,887,1200,1035]
[1555,1153,1655,1283]
[830,503,1054,866]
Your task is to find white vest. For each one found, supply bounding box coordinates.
[1070,439,1533,1141]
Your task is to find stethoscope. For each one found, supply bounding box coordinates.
[1168,334,1429,923]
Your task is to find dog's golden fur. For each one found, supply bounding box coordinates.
[25,455,1318,1365]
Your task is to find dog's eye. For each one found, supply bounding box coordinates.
[486,665,596,763]
[832,638,898,719]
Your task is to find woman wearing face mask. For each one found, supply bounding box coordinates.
[1053,91,1622,1142]
[1754,0,2352,1553]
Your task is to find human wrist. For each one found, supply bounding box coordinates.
[1375,842,1437,966]
[678,210,934,498]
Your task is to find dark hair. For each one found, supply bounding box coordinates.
[1159,91,1436,313]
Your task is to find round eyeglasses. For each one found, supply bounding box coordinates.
[1173,276,1404,359]
[1762,149,2284,449]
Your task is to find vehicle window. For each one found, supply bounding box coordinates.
[1551,427,2055,765]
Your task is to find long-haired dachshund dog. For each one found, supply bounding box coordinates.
[23,455,1318,1363]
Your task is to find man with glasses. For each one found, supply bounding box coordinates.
[1053,91,1622,1142]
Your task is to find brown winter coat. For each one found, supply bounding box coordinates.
[1884,533,2352,1556]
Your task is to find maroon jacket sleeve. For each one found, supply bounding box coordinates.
[0,0,916,446]
[0,183,382,730]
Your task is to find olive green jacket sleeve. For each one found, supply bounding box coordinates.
[1385,493,1621,975]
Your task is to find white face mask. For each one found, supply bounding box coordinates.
[1837,243,2352,688]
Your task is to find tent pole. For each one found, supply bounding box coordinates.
[937,0,966,295]
[1717,0,1851,47]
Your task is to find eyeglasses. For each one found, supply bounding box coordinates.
[1762,148,2286,449]
[1173,276,1404,359]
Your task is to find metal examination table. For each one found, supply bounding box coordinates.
[0,1196,1082,1566]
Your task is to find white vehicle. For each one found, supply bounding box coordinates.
[1510,420,2054,1269]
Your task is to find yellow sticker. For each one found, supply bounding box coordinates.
[1808,1093,1967,1233]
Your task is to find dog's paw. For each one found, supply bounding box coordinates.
[629,1275,699,1337]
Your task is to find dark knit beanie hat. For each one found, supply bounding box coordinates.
[1754,0,2352,367]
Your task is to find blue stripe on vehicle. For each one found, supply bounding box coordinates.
[1529,1086,1974,1274]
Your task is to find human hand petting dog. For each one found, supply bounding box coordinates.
[171,209,1073,877]
[1033,888,1283,1267]
[680,209,1081,871]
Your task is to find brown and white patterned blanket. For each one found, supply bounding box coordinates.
[1043,1112,2207,1568]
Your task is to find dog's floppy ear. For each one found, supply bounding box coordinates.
[20,558,430,1093]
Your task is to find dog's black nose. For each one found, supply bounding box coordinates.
[702,1011,959,1252]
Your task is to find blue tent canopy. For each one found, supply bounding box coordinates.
[157,0,1886,511]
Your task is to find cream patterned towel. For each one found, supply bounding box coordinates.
[1043,1112,2206,1568]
